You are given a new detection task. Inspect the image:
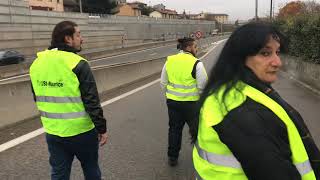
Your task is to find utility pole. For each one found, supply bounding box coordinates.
[270,0,273,20]
[79,0,83,13]
[255,0,258,21]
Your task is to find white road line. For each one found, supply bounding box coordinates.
[0,39,227,153]
[101,79,160,106]
[90,44,174,63]
[0,79,160,153]
[199,39,227,60]
[0,128,45,152]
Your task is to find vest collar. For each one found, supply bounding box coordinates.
[48,44,79,54]
[242,67,273,95]
[179,50,195,57]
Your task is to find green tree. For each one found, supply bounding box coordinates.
[82,0,118,14]
[139,5,154,16]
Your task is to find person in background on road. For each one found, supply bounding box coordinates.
[29,21,108,180]
[161,37,208,166]
[192,22,320,180]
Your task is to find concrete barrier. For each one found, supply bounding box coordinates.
[0,57,166,129]
[281,56,320,92]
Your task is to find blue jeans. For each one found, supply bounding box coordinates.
[46,129,101,180]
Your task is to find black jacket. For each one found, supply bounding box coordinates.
[213,69,320,180]
[31,44,107,134]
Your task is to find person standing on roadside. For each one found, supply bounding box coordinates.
[193,22,320,180]
[161,37,208,166]
[30,21,108,180]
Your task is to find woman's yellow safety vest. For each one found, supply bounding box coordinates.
[193,82,316,180]
[165,52,199,101]
[30,49,94,137]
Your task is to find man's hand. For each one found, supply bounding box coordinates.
[98,132,108,146]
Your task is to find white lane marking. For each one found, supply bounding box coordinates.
[0,45,175,83]
[90,44,174,63]
[0,74,29,82]
[0,128,45,153]
[0,38,227,153]
[199,39,227,60]
[101,79,160,106]
[149,53,157,56]
[0,79,160,153]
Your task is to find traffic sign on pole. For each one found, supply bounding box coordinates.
[195,31,203,39]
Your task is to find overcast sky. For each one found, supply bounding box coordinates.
[127,0,320,21]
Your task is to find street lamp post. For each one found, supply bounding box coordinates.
[79,0,83,13]
[255,0,258,21]
[270,0,273,20]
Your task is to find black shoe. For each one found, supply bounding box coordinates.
[168,157,178,167]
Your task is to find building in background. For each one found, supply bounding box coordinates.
[116,2,143,16]
[28,0,64,11]
[190,12,228,23]
[149,9,177,19]
[63,0,78,12]
[213,14,228,23]
[153,3,165,11]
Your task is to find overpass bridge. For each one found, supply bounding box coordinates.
[0,37,319,180]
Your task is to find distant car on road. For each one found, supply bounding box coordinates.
[0,50,25,66]
[211,29,219,36]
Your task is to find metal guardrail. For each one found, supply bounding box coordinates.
[0,39,177,80]
[0,35,229,85]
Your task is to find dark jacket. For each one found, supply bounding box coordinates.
[213,69,320,180]
[31,44,107,134]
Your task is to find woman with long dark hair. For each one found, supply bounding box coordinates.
[192,22,320,180]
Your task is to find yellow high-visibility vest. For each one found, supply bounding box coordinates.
[193,82,316,180]
[30,49,94,137]
[166,52,199,101]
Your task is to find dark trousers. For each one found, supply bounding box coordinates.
[46,129,101,180]
[166,99,198,159]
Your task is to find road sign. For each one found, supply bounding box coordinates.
[195,31,203,39]
[189,33,195,38]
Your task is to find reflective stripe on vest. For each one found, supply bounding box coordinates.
[30,49,95,137]
[165,52,199,101]
[36,96,82,103]
[166,89,199,97]
[296,160,313,176]
[193,82,315,179]
[195,142,242,169]
[168,82,197,89]
[195,141,313,176]
[39,110,87,119]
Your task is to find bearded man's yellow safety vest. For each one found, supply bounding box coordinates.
[30,49,94,137]
[165,52,199,101]
[193,82,316,180]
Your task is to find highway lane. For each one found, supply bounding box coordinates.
[0,36,222,84]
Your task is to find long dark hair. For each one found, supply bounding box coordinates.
[51,21,78,48]
[191,22,287,143]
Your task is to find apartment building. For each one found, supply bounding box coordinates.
[28,0,64,11]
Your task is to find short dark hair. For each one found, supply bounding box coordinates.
[177,37,195,51]
[51,21,78,47]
